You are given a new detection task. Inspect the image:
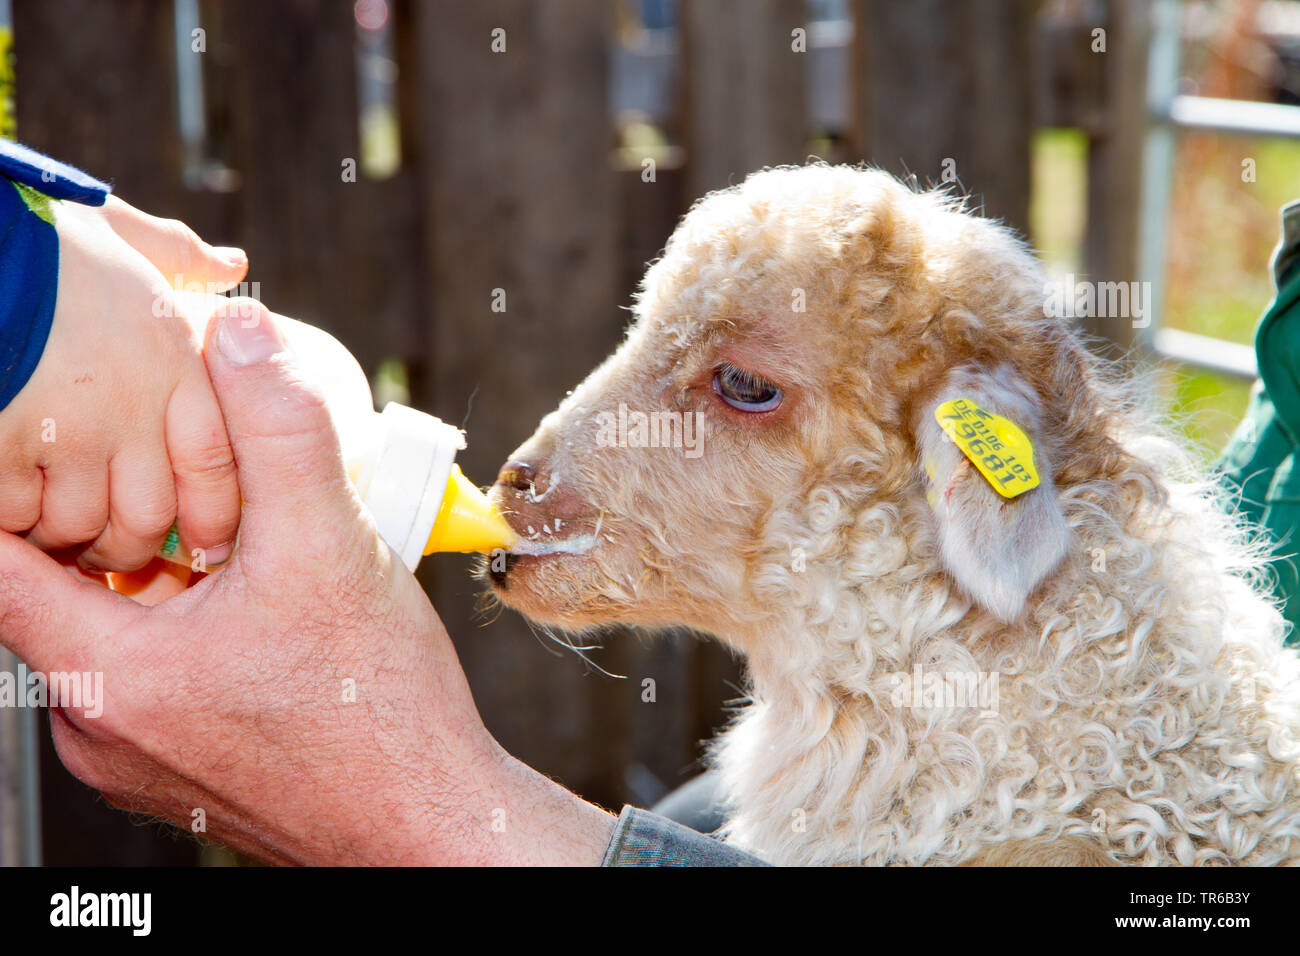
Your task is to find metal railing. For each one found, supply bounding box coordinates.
[1139,0,1300,381]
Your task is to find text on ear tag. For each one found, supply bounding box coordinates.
[934,398,1040,499]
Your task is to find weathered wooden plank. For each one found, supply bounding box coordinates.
[406,0,747,809]
[407,0,636,804]
[1083,0,1150,351]
[852,0,1035,237]
[217,0,400,376]
[681,0,809,198]
[12,0,182,213]
[1036,2,1107,130]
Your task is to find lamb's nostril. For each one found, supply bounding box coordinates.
[498,460,539,493]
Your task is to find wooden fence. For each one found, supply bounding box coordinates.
[5,0,1148,864]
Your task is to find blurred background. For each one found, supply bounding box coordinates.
[0,0,1298,865]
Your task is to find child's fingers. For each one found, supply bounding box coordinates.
[100,196,248,292]
[0,468,44,533]
[78,448,177,573]
[165,375,240,564]
[24,462,109,553]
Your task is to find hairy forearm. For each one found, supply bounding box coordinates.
[464,747,618,866]
[257,724,614,866]
[173,742,614,867]
[390,738,616,866]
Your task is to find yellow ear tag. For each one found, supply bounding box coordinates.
[934,398,1040,499]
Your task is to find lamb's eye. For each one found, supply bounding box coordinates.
[713,363,783,412]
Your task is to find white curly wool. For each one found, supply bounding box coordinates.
[491,164,1300,866]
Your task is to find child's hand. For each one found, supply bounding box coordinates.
[0,195,248,571]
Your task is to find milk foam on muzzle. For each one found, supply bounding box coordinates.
[508,535,597,557]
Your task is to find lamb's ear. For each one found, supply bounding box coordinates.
[915,366,1069,621]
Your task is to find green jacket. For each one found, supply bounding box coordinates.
[1217,199,1300,646]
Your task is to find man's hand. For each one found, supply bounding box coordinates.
[0,195,245,572]
[0,300,616,865]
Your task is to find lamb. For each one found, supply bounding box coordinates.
[485,163,1300,866]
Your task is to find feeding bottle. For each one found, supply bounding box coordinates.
[157,305,517,571]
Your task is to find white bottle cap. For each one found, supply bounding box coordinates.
[361,403,467,570]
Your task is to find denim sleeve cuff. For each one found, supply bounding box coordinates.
[600,806,769,867]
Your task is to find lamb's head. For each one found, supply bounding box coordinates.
[487,164,1125,651]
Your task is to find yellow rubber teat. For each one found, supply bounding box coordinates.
[424,464,518,555]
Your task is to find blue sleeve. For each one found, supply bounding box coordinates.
[0,139,110,205]
[599,806,770,866]
[0,141,111,412]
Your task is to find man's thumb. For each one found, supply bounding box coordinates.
[203,299,356,548]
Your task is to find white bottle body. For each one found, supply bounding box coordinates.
[257,316,468,570]
[167,299,465,571]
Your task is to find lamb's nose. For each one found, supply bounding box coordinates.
[498,460,539,493]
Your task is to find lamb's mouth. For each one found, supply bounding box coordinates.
[488,538,593,590]
[488,551,521,588]
[489,520,603,589]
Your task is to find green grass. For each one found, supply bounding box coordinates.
[1162,367,1254,469]
[1161,133,1300,458]
[1030,128,1088,274]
